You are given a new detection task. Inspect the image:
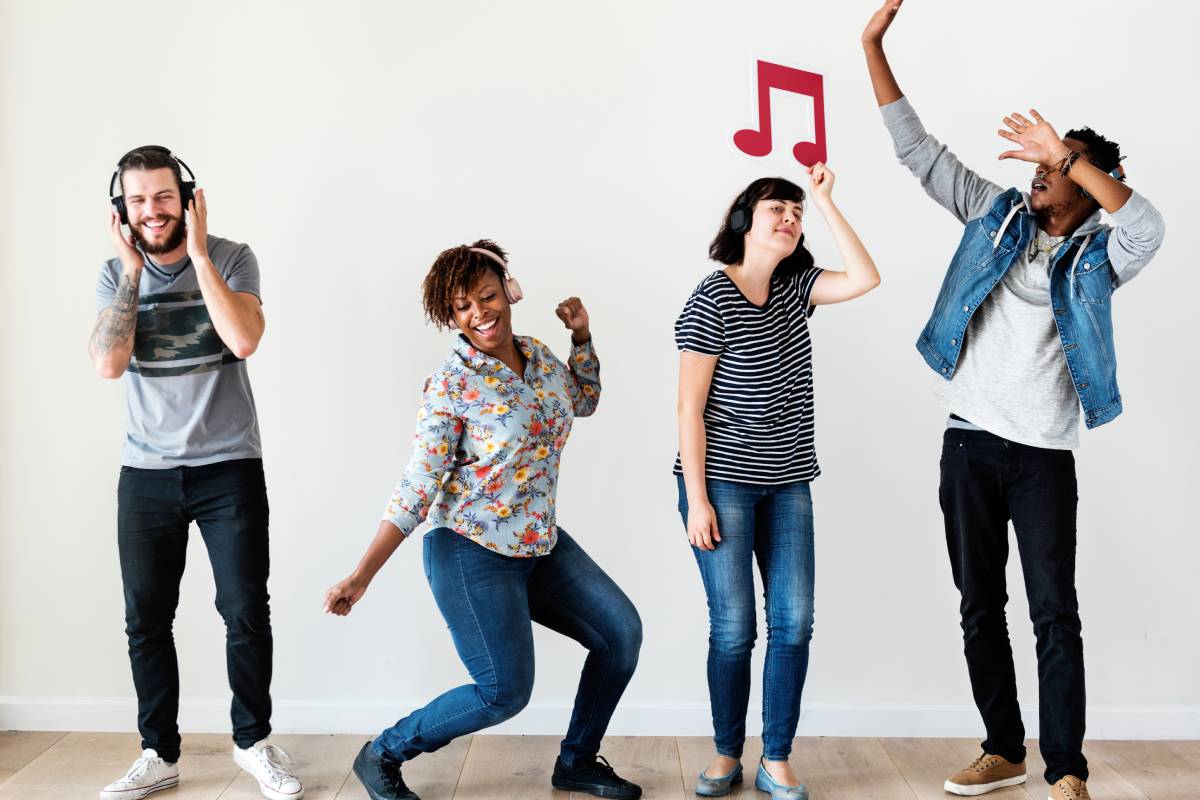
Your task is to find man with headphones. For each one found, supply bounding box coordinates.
[90,146,303,800]
[862,4,1165,800]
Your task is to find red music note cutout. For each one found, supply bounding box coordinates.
[733,60,827,166]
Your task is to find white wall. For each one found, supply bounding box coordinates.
[2,0,1197,739]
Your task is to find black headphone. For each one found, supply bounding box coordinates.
[729,185,757,235]
[109,145,196,225]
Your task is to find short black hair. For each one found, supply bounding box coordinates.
[709,177,814,278]
[118,146,184,194]
[1065,127,1122,174]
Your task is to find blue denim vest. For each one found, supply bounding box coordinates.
[917,188,1122,429]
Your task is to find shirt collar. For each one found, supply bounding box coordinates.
[452,333,537,374]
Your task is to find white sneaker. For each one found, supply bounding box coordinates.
[99,749,180,799]
[233,740,304,800]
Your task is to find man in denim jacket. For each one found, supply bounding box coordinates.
[862,3,1164,799]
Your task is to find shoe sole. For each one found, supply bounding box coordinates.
[695,774,743,797]
[99,775,179,799]
[551,777,642,799]
[943,775,1027,796]
[232,749,304,800]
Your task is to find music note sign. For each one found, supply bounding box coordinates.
[733,60,827,166]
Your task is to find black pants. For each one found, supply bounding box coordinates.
[117,458,273,762]
[939,428,1087,784]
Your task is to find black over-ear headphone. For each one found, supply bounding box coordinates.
[109,145,196,225]
[729,185,757,235]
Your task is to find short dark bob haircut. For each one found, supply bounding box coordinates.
[710,177,815,278]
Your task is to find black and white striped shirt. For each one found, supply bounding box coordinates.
[674,267,824,485]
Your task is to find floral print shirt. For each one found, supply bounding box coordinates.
[383,334,600,557]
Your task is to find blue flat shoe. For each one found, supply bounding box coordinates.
[754,759,808,800]
[695,761,742,796]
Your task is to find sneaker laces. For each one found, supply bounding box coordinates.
[254,744,296,784]
[1054,778,1089,800]
[115,753,157,786]
[577,755,620,781]
[377,755,408,794]
[968,753,1000,773]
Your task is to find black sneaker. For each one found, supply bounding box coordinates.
[551,754,642,799]
[352,740,420,800]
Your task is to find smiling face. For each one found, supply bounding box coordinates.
[744,197,803,259]
[452,270,514,354]
[121,167,186,255]
[1029,136,1093,218]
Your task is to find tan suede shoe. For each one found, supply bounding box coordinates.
[1048,775,1090,800]
[944,752,1027,796]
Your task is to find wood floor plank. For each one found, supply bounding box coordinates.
[880,737,1030,800]
[451,734,568,800]
[1020,740,1152,800]
[334,735,471,800]
[1084,740,1199,800]
[581,735,683,799]
[0,731,68,772]
[789,737,916,800]
[675,735,763,798]
[0,732,239,800]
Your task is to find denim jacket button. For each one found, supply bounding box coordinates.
[941,367,948,374]
[950,338,957,346]
[962,305,970,313]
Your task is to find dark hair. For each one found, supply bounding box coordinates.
[1064,127,1122,174]
[709,177,815,278]
[118,146,184,194]
[421,239,508,329]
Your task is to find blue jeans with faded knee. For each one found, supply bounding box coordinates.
[678,475,815,762]
[373,527,642,766]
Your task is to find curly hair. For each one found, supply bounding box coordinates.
[421,239,509,329]
[1065,127,1122,174]
[710,177,815,279]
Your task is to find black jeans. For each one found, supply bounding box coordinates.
[939,428,1087,784]
[117,458,273,762]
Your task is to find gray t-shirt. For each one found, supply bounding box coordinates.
[933,232,1081,449]
[96,235,263,468]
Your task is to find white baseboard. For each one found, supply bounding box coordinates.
[1,696,1196,740]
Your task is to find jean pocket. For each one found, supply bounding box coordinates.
[422,533,433,581]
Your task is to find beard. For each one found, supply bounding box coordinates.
[131,213,186,255]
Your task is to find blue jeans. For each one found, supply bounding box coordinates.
[677,475,815,761]
[374,527,642,766]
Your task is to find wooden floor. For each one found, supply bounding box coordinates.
[1,732,1196,799]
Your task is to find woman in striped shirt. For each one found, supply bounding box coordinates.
[676,165,881,799]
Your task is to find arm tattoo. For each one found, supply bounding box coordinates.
[90,271,141,357]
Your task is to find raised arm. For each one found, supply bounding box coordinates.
[996,109,1166,285]
[805,164,882,305]
[187,190,265,359]
[555,297,601,416]
[862,0,1003,223]
[90,209,144,378]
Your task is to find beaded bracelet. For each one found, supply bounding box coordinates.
[1060,150,1082,177]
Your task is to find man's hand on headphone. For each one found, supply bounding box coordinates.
[556,297,590,345]
[108,207,143,274]
[186,188,210,263]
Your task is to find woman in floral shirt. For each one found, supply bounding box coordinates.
[324,240,643,800]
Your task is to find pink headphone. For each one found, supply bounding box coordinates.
[447,247,524,330]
